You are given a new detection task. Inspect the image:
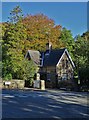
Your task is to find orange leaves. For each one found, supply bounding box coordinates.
[22,13,62,51]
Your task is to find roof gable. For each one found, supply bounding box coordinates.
[25,50,40,65]
[56,49,75,68]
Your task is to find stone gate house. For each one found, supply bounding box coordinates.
[25,43,75,88]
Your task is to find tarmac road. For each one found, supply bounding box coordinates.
[2,89,89,119]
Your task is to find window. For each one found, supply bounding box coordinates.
[45,50,50,56]
[62,59,65,68]
[66,60,68,68]
[62,74,67,80]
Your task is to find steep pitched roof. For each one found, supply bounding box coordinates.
[25,50,40,65]
[56,49,75,68]
[25,48,75,68]
[42,48,66,66]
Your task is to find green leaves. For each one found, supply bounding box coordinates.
[21,59,37,81]
[59,27,75,60]
[8,6,23,23]
[73,32,89,87]
[2,6,37,82]
[74,34,89,68]
[3,73,12,81]
[2,6,89,88]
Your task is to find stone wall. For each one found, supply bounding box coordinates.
[56,52,74,81]
[2,79,25,89]
[0,82,2,89]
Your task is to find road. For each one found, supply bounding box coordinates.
[2,89,89,119]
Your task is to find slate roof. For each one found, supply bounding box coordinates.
[42,48,66,66]
[25,48,75,68]
[25,50,41,66]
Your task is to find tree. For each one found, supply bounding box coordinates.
[79,67,89,87]
[8,5,23,23]
[81,31,89,64]
[2,6,37,82]
[74,32,89,89]
[21,59,37,86]
[74,34,89,69]
[59,27,75,60]
[2,23,27,80]
[22,14,62,51]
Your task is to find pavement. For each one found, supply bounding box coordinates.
[1,89,89,119]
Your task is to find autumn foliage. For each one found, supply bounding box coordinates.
[22,14,62,51]
[1,6,89,89]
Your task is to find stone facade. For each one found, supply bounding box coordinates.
[56,52,74,83]
[40,52,74,88]
[40,66,56,88]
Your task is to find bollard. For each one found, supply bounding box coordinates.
[40,80,45,90]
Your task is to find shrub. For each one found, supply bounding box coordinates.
[3,73,12,81]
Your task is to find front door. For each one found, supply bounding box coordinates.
[40,73,47,81]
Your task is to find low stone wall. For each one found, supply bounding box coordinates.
[0,78,2,89]
[2,79,25,89]
[0,82,2,89]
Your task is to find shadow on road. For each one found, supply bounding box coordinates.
[2,89,89,119]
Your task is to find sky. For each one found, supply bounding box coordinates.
[2,2,87,37]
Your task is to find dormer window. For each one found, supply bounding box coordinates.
[40,58,42,66]
[40,52,44,66]
[45,50,50,56]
